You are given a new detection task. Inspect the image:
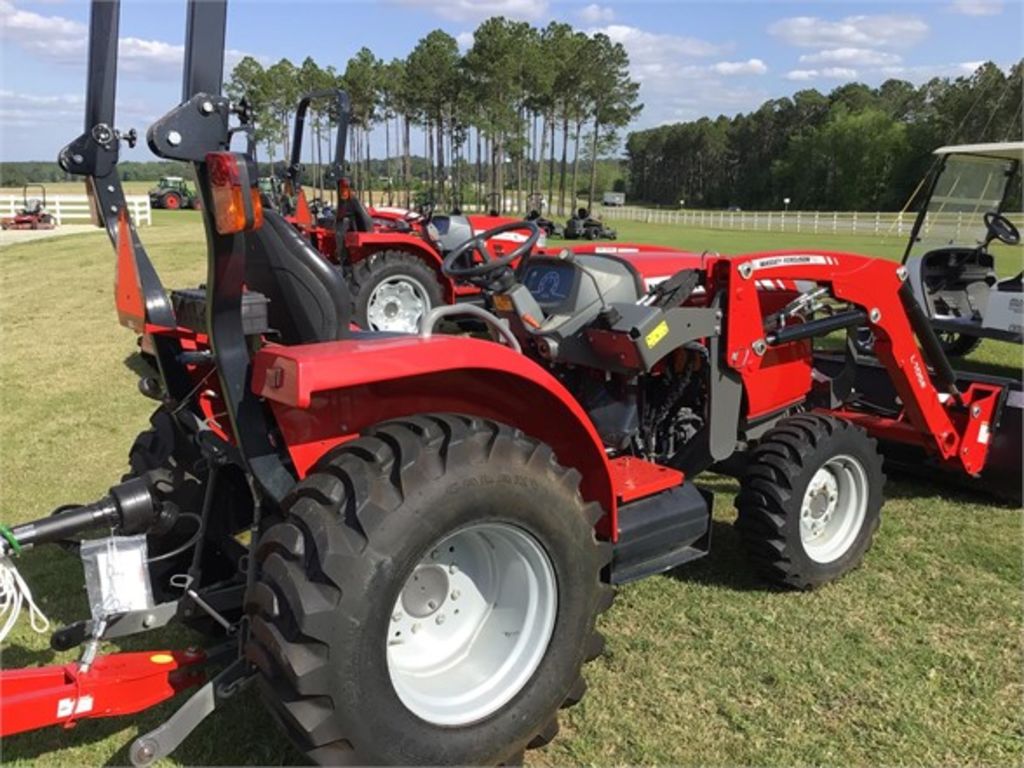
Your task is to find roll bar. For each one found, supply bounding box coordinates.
[286,89,352,192]
[59,0,295,503]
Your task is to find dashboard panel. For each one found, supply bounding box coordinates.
[522,261,577,307]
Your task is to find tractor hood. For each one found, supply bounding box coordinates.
[562,243,709,290]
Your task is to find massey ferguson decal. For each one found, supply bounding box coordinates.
[748,254,836,271]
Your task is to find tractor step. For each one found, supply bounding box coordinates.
[610,481,712,585]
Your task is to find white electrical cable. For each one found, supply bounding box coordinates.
[0,557,51,643]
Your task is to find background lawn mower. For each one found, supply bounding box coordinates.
[1,184,56,230]
[1,3,1020,768]
[565,206,617,240]
[525,191,563,237]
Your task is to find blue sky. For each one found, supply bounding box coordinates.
[1,0,1021,162]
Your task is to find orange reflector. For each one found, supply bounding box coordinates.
[338,176,352,201]
[206,152,263,234]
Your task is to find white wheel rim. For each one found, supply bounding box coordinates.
[386,522,557,726]
[799,454,869,564]
[365,275,429,333]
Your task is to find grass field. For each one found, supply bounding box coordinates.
[0,211,1020,766]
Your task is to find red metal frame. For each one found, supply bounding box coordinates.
[0,649,206,737]
[251,333,619,537]
[708,250,1002,474]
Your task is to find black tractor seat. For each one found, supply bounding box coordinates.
[169,210,411,345]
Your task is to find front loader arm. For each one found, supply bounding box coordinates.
[718,251,1002,475]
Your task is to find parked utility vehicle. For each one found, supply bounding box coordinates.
[901,142,1023,356]
[0,4,1019,768]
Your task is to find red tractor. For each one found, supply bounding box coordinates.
[1,184,56,230]
[276,89,550,332]
[1,3,1020,767]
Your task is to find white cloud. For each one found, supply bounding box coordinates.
[397,0,548,22]
[878,60,994,80]
[785,67,859,81]
[587,24,767,127]
[595,24,727,61]
[799,48,902,67]
[711,59,768,76]
[950,0,1003,15]
[580,3,615,24]
[769,15,929,50]
[0,88,158,131]
[0,1,255,79]
[455,31,475,50]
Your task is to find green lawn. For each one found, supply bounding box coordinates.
[0,212,1020,766]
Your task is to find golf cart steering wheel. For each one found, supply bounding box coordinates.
[983,211,1020,246]
[442,221,540,280]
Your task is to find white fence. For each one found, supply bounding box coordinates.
[597,206,916,237]
[0,194,152,227]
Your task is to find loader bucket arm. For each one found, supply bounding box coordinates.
[719,251,1004,476]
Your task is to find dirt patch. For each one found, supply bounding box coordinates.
[0,224,100,247]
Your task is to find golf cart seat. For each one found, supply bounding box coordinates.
[245,209,351,344]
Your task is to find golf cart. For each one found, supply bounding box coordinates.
[565,207,617,240]
[901,142,1023,356]
[1,184,55,230]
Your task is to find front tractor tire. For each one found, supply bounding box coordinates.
[735,414,884,590]
[245,415,612,765]
[938,331,982,358]
[350,250,444,333]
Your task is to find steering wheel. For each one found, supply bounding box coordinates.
[410,202,434,224]
[442,221,541,280]
[984,211,1020,246]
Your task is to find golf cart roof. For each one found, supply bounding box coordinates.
[933,142,1024,161]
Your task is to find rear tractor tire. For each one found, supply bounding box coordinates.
[350,250,444,334]
[736,414,884,590]
[245,415,612,765]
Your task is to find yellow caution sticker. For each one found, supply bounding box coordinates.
[645,320,669,349]
[492,293,513,312]
[150,653,175,665]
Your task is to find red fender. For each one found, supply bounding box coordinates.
[252,335,618,537]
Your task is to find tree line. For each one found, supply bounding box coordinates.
[226,17,641,214]
[626,61,1023,212]
[0,160,192,188]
